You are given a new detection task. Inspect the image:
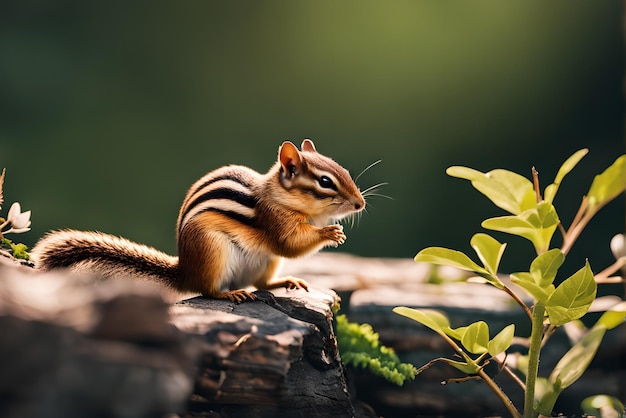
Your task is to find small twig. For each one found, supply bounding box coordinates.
[562,212,593,256]
[502,285,533,321]
[442,375,481,384]
[557,222,567,241]
[532,167,542,203]
[438,333,521,417]
[561,197,590,255]
[569,196,589,232]
[595,276,625,284]
[540,324,558,348]
[502,364,526,391]
[594,258,626,282]
[491,354,526,391]
[478,367,522,418]
[414,357,448,375]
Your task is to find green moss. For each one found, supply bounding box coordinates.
[335,314,416,386]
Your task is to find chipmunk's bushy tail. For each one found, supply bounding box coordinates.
[31,229,179,287]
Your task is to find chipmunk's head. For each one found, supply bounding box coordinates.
[276,139,365,226]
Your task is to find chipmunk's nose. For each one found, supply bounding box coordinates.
[354,197,365,211]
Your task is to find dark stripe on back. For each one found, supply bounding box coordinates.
[188,208,256,227]
[188,174,252,200]
[184,187,258,218]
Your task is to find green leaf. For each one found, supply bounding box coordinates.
[445,358,482,375]
[487,324,515,357]
[482,202,559,254]
[415,247,489,276]
[544,149,588,203]
[530,249,565,287]
[393,307,450,334]
[510,250,563,304]
[587,154,626,214]
[470,233,506,278]
[538,325,607,415]
[443,325,467,342]
[460,321,489,354]
[447,166,536,215]
[445,166,485,182]
[482,215,535,240]
[596,301,626,330]
[510,272,552,304]
[546,261,597,325]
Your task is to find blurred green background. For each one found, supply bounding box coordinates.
[1,1,624,276]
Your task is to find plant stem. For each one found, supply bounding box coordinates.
[531,167,542,202]
[524,303,546,418]
[478,368,522,418]
[594,257,626,281]
[502,364,526,391]
[561,213,591,256]
[502,285,533,321]
[492,355,526,390]
[439,333,522,417]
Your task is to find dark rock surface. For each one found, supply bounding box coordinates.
[0,255,371,418]
[172,288,363,418]
[0,262,198,418]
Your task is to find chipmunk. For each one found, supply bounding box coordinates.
[31,139,365,302]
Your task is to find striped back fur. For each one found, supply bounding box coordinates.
[177,165,260,234]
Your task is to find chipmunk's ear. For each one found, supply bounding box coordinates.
[279,141,303,177]
[301,139,317,153]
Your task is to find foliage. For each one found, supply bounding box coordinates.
[335,314,416,386]
[0,168,32,260]
[1,238,30,260]
[396,150,626,418]
[581,394,625,418]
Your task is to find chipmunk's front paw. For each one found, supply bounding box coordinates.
[321,224,346,247]
[283,276,309,291]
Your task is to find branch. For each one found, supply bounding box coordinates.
[594,258,626,282]
[524,303,546,418]
[502,285,533,321]
[532,167,542,202]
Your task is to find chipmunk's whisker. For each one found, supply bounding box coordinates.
[355,160,382,183]
[361,182,388,194]
[363,192,394,200]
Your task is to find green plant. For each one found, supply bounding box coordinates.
[335,314,417,386]
[581,394,624,417]
[0,168,32,260]
[394,149,626,418]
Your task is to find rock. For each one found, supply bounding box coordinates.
[171,288,366,418]
[0,258,373,418]
[0,265,198,418]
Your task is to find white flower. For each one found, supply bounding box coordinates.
[610,234,626,260]
[4,202,31,234]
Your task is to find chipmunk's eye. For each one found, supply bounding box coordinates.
[319,175,336,190]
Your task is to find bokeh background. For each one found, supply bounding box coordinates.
[1,1,624,279]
